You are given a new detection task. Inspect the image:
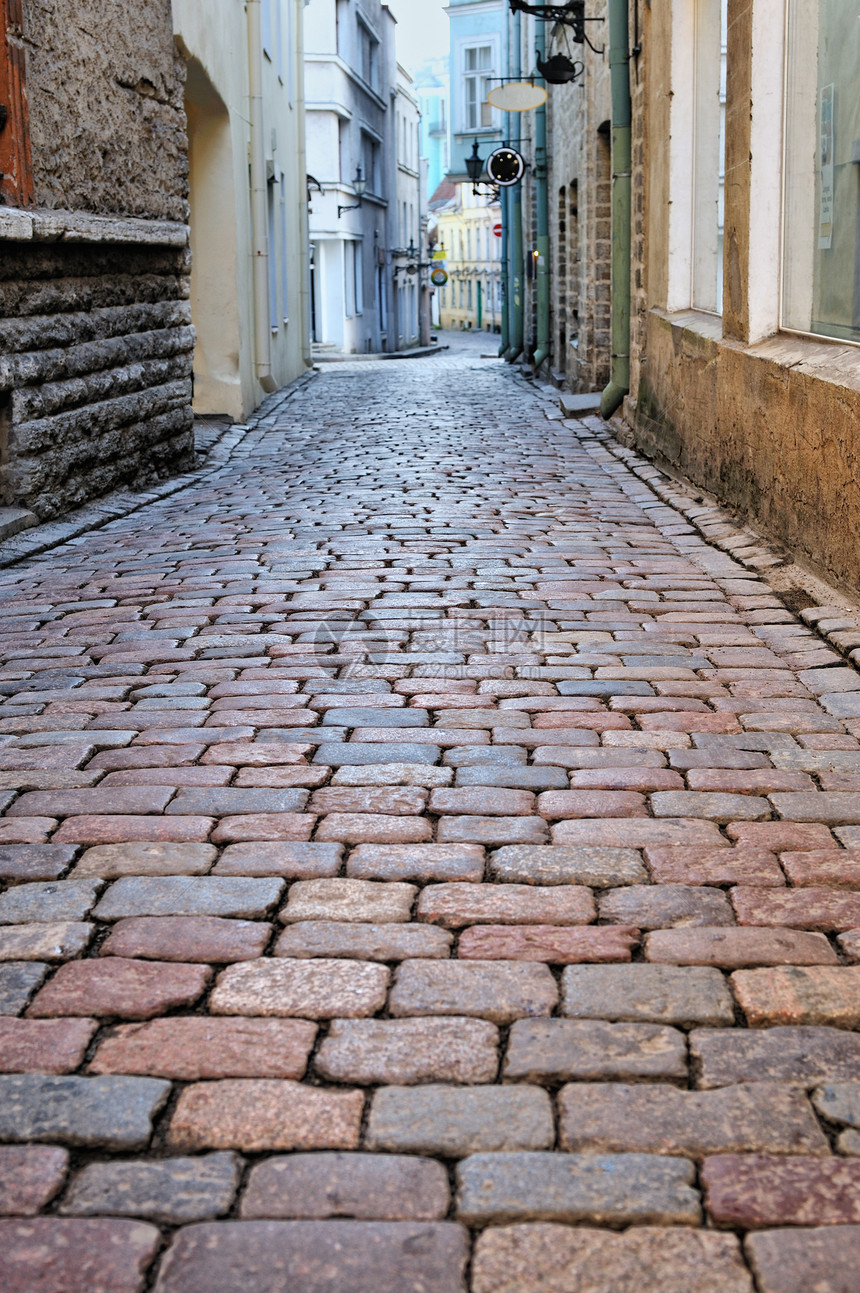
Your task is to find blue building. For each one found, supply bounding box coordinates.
[414,58,450,203]
[445,0,507,183]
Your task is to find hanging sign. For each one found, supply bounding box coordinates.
[488,81,547,112]
[486,146,526,187]
[430,268,449,287]
[493,223,503,237]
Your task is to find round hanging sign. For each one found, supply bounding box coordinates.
[430,268,449,287]
[488,81,548,112]
[493,223,503,237]
[486,146,526,187]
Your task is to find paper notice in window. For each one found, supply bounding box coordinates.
[819,83,834,250]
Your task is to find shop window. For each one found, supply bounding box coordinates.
[691,0,727,313]
[782,0,860,342]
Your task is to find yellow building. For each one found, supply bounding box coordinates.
[173,0,311,420]
[430,180,502,332]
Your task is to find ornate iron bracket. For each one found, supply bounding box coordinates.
[508,1,604,54]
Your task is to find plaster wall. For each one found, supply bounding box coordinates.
[174,0,311,418]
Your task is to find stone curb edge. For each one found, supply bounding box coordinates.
[0,368,320,571]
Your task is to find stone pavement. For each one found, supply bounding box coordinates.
[1,339,860,1290]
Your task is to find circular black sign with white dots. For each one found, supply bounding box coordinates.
[486,147,526,186]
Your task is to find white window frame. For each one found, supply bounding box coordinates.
[457,36,500,134]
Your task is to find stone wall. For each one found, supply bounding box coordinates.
[545,0,612,392]
[22,0,188,221]
[0,0,193,520]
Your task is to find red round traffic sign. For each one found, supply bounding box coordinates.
[493,223,502,237]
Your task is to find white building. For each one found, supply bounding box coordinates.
[304,0,398,355]
[173,0,311,420]
[392,64,421,350]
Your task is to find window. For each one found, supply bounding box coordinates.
[691,0,727,313]
[267,177,278,332]
[359,20,380,92]
[361,133,380,194]
[345,242,356,318]
[280,174,289,323]
[464,45,494,130]
[354,240,364,315]
[782,0,860,342]
[467,280,473,309]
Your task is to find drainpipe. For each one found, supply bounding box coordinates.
[532,14,550,372]
[247,0,277,394]
[498,185,510,355]
[295,0,313,368]
[506,10,524,362]
[599,0,631,419]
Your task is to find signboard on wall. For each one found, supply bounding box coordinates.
[819,83,834,250]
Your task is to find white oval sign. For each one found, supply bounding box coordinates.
[488,81,548,112]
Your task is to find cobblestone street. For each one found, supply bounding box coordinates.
[2,339,860,1291]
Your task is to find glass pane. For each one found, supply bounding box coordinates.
[478,46,492,70]
[783,0,860,341]
[466,48,477,71]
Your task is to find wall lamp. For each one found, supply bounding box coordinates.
[465,143,500,199]
[338,167,367,219]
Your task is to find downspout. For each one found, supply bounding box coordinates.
[532,14,550,372]
[295,0,313,368]
[247,0,277,394]
[599,0,631,418]
[498,185,510,355]
[506,9,524,361]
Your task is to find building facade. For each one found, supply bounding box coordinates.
[0,0,194,518]
[624,0,860,591]
[173,0,311,422]
[392,63,421,350]
[305,0,398,356]
[414,58,450,202]
[447,0,507,186]
[432,182,502,332]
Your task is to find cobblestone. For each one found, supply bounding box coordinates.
[456,1151,700,1225]
[0,1145,69,1215]
[561,964,733,1025]
[0,1218,160,1293]
[559,1083,828,1155]
[240,1152,451,1220]
[0,1073,169,1147]
[154,1221,469,1293]
[59,1152,241,1223]
[1,345,860,1282]
[366,1085,554,1156]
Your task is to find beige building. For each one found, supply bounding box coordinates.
[432,181,502,331]
[524,0,860,594]
[174,0,311,421]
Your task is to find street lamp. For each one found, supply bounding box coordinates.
[338,167,368,219]
[465,142,500,198]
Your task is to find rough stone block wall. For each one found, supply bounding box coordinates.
[0,241,194,518]
[0,0,193,519]
[22,0,188,222]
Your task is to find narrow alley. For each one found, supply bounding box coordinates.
[2,342,860,1292]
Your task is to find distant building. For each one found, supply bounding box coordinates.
[392,64,422,350]
[304,0,398,356]
[446,0,507,185]
[174,0,311,421]
[414,58,450,202]
[431,180,501,333]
